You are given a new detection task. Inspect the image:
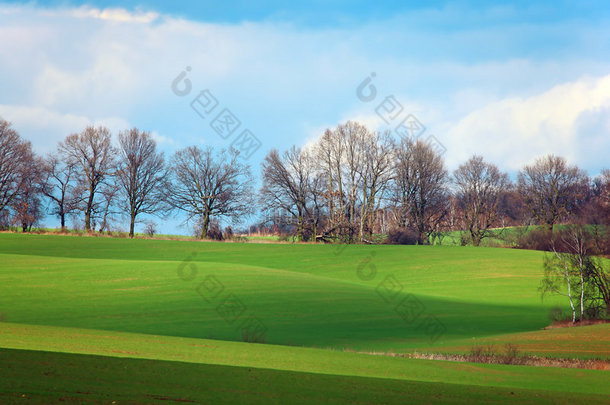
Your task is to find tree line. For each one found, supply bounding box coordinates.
[260,121,608,247]
[0,118,609,244]
[0,120,252,238]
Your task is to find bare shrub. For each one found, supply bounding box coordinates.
[223,226,234,240]
[385,228,418,245]
[516,228,552,251]
[144,221,157,237]
[503,343,520,365]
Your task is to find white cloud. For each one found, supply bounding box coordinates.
[0,104,129,153]
[441,75,610,173]
[39,5,160,23]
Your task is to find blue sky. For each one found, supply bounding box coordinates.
[1,1,609,234]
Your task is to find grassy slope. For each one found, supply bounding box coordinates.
[1,233,608,403]
[0,233,562,351]
[1,324,609,400]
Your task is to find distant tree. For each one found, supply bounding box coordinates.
[40,152,77,231]
[358,130,393,241]
[391,139,449,244]
[59,126,116,231]
[169,146,253,239]
[11,154,44,232]
[0,119,33,213]
[518,155,587,232]
[261,146,320,241]
[314,121,369,242]
[453,155,511,246]
[96,181,120,233]
[316,128,340,236]
[116,128,168,238]
[497,189,528,228]
[144,220,157,237]
[588,169,610,226]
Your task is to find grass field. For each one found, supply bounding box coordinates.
[0,233,607,403]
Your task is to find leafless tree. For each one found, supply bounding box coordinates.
[453,155,511,246]
[518,155,587,232]
[590,169,610,226]
[358,130,393,241]
[95,181,120,233]
[40,152,77,231]
[0,119,33,213]
[340,122,367,242]
[391,139,449,245]
[316,128,339,235]
[116,128,168,238]
[497,190,528,228]
[12,154,44,232]
[261,146,320,241]
[314,121,369,242]
[169,146,253,239]
[144,220,157,237]
[58,126,116,231]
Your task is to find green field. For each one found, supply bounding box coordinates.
[0,233,608,403]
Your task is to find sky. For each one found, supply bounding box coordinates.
[1,1,609,234]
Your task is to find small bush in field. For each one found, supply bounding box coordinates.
[386,228,418,245]
[144,221,157,237]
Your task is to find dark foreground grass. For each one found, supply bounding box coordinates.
[1,348,609,405]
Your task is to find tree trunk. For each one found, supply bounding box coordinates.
[565,267,576,323]
[579,258,585,322]
[201,212,210,239]
[85,191,94,232]
[470,229,481,247]
[59,207,65,231]
[85,210,91,231]
[129,214,136,238]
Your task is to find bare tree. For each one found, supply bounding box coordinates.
[95,181,120,233]
[59,126,116,231]
[12,153,44,232]
[315,121,369,242]
[453,155,511,246]
[590,169,610,226]
[41,152,77,231]
[0,119,33,213]
[316,129,343,235]
[261,146,318,241]
[340,122,367,242]
[391,139,449,245]
[116,128,168,238]
[358,130,393,241]
[518,155,587,232]
[169,146,253,239]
